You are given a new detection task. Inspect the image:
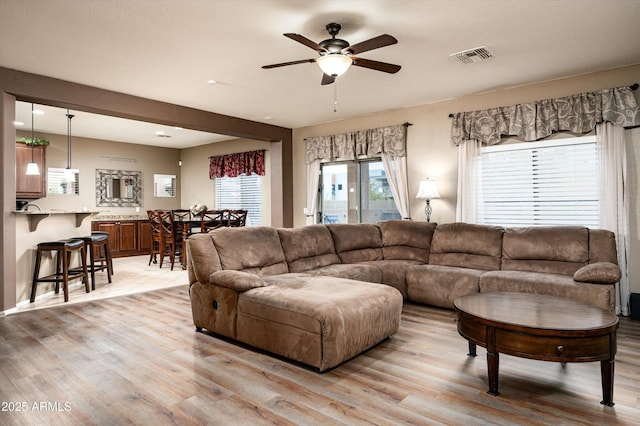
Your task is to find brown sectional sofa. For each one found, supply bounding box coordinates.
[187,221,620,371]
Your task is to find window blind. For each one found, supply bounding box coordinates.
[214,174,263,226]
[477,136,599,227]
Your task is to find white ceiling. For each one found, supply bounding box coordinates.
[2,0,640,148]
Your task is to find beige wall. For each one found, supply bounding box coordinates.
[293,65,640,294]
[15,131,182,304]
[180,138,272,225]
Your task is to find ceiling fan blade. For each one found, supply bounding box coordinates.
[351,57,401,74]
[262,59,316,69]
[321,73,335,85]
[343,34,397,55]
[284,33,327,52]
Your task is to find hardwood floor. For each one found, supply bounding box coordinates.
[1,286,639,425]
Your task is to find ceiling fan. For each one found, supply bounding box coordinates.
[262,23,401,85]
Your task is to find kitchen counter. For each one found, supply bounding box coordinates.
[91,214,148,221]
[14,210,100,232]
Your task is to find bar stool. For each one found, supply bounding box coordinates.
[30,239,90,303]
[91,231,114,276]
[72,234,112,290]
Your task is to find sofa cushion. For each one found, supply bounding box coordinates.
[479,270,614,312]
[327,224,383,263]
[428,223,503,270]
[406,264,483,309]
[502,226,588,276]
[377,220,436,262]
[208,270,266,291]
[588,229,619,264]
[187,233,222,285]
[277,225,341,273]
[573,262,621,284]
[210,226,289,276]
[360,259,424,298]
[235,275,402,371]
[304,263,382,283]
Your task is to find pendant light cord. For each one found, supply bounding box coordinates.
[30,103,35,162]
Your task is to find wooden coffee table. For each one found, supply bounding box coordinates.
[454,292,619,406]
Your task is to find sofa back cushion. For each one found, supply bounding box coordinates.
[210,226,289,276]
[187,233,222,285]
[588,229,618,264]
[429,223,503,270]
[501,226,588,276]
[327,223,383,263]
[377,220,436,262]
[277,225,341,273]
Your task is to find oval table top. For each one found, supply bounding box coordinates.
[454,292,618,334]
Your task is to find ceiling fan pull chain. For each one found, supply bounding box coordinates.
[334,79,338,112]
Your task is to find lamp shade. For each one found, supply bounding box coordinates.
[26,161,40,175]
[416,179,440,200]
[316,54,352,76]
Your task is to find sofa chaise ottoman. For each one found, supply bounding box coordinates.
[188,227,402,372]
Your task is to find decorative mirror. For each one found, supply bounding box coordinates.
[96,169,142,206]
[48,167,79,195]
[153,173,176,197]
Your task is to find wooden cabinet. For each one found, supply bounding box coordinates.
[138,221,152,253]
[92,220,151,258]
[16,142,47,199]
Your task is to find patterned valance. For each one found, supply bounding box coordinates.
[305,124,406,164]
[451,86,640,146]
[209,149,265,179]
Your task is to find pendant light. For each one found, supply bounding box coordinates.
[64,109,75,181]
[25,103,40,176]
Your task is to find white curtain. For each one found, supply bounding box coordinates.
[455,139,482,223]
[381,153,410,219]
[596,122,630,316]
[305,159,321,225]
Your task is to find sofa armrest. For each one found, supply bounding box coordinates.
[573,262,621,284]
[208,270,266,291]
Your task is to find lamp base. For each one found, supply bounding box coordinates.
[424,200,432,222]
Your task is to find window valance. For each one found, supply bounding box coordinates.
[451,86,640,146]
[305,124,406,164]
[209,149,265,179]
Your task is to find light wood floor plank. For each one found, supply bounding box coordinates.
[2,286,640,425]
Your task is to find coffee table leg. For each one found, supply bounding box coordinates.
[486,350,500,396]
[600,359,615,407]
[467,341,477,357]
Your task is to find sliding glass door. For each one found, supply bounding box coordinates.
[320,160,400,224]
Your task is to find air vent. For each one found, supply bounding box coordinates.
[450,46,494,64]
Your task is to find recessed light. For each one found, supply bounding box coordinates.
[264,116,273,120]
[32,109,44,115]
[207,79,217,85]
[155,131,165,136]
[14,121,24,126]
[173,126,183,130]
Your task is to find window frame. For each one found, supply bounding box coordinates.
[476,135,599,228]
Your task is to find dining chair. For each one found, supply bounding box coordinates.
[148,210,177,270]
[201,210,227,232]
[172,209,192,269]
[227,209,248,227]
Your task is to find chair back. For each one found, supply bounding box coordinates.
[172,209,191,222]
[159,210,175,239]
[227,209,248,227]
[201,210,227,232]
[147,210,162,236]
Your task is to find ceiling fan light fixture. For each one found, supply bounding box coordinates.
[317,54,352,76]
